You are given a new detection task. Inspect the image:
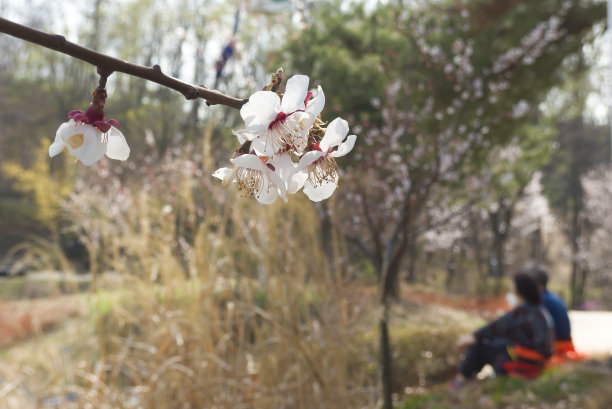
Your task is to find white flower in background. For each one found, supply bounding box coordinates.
[234,75,325,156]
[49,119,130,166]
[213,153,294,205]
[289,118,356,202]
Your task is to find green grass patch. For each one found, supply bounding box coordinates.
[0,277,27,300]
[400,361,612,409]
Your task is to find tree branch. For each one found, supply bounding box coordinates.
[0,17,247,110]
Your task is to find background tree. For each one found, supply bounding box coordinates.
[279,0,605,406]
[540,52,611,308]
[450,120,554,293]
[579,166,612,306]
[282,0,604,299]
[542,118,609,307]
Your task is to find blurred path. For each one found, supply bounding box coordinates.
[570,311,612,357]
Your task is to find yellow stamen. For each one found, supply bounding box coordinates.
[236,167,269,196]
[67,133,85,149]
[308,156,339,187]
[266,114,310,154]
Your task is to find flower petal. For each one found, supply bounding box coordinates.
[59,121,93,153]
[241,91,280,129]
[48,139,65,157]
[331,134,357,158]
[78,134,107,166]
[295,150,325,173]
[212,167,234,182]
[293,111,316,130]
[233,125,266,143]
[268,152,295,185]
[231,154,267,172]
[59,121,105,165]
[288,151,324,194]
[303,177,338,202]
[266,168,287,203]
[250,134,278,157]
[281,75,309,112]
[306,86,325,117]
[49,123,69,157]
[254,173,279,205]
[320,118,349,151]
[288,169,308,194]
[105,127,130,161]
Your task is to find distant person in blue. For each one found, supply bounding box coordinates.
[530,267,578,357]
[531,268,571,341]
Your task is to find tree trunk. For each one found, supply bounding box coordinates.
[469,209,488,295]
[379,301,393,409]
[445,243,458,290]
[378,256,400,409]
[383,258,401,300]
[492,234,506,294]
[570,261,580,308]
[488,200,515,295]
[529,225,546,263]
[569,200,582,308]
[405,239,418,283]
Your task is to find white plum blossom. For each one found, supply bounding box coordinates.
[214,71,355,204]
[49,119,130,166]
[213,153,294,205]
[234,75,325,156]
[289,118,356,202]
[49,87,129,166]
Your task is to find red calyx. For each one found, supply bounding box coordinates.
[85,88,107,122]
[67,87,120,133]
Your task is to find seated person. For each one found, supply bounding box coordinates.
[450,273,554,387]
[531,267,584,361]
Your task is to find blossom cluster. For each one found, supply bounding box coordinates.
[213,74,356,204]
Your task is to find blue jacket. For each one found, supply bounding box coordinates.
[542,290,571,341]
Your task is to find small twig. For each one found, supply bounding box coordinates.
[96,67,112,89]
[0,17,247,110]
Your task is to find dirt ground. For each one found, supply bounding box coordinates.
[0,296,84,349]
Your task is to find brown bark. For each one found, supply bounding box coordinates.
[379,304,392,409]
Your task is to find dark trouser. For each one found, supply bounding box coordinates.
[459,341,509,379]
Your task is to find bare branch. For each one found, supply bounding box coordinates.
[0,17,247,110]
